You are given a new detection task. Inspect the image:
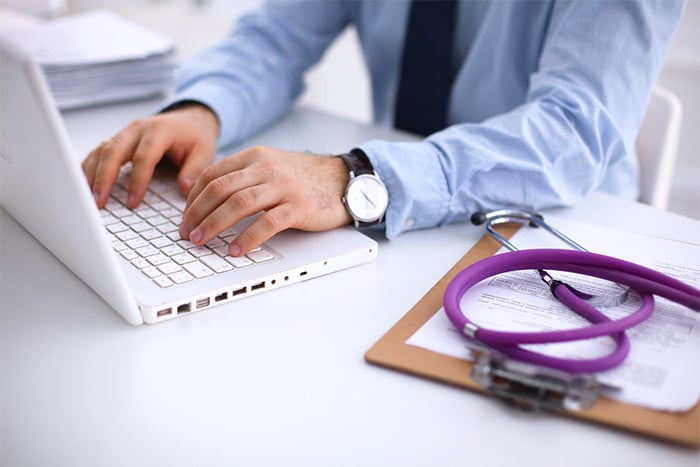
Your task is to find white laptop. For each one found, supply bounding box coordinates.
[0,41,378,325]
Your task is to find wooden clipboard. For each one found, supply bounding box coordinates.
[365,225,700,447]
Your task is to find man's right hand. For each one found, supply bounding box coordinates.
[82,102,220,209]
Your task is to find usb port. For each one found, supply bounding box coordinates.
[232,286,247,297]
[251,281,266,291]
[215,292,228,302]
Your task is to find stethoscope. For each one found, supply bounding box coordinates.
[443,209,700,374]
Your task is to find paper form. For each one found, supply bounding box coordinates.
[406,215,700,411]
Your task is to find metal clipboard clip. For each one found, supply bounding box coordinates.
[468,345,619,412]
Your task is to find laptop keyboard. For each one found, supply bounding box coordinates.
[99,165,278,288]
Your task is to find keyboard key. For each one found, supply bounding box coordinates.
[153,276,174,288]
[226,255,253,268]
[200,254,234,273]
[111,188,129,204]
[141,229,162,240]
[213,245,230,257]
[157,222,179,234]
[147,253,171,266]
[142,266,162,279]
[189,246,212,258]
[116,230,139,241]
[143,192,162,205]
[172,252,196,265]
[149,200,170,211]
[161,207,180,218]
[105,199,122,211]
[110,207,132,219]
[150,236,171,248]
[120,249,139,261]
[205,237,225,248]
[106,222,129,234]
[169,270,194,284]
[111,240,127,252]
[158,262,182,275]
[177,239,197,250]
[101,214,119,225]
[134,206,157,218]
[121,215,142,225]
[219,227,239,237]
[131,257,150,269]
[161,244,185,257]
[247,249,275,263]
[160,190,187,211]
[126,237,149,249]
[183,261,214,279]
[147,215,169,226]
[132,222,152,233]
[136,245,160,257]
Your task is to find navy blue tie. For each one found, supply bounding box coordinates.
[394,0,457,136]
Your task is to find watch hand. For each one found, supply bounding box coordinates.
[361,189,376,209]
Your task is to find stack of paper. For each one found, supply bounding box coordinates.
[0,10,177,109]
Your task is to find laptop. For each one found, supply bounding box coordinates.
[0,41,378,325]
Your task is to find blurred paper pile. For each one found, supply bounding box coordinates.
[1,9,176,109]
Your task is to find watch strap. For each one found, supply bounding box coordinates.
[339,148,374,177]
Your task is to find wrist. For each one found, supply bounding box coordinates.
[338,149,388,228]
[164,100,220,136]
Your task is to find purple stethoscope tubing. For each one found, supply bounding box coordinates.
[443,248,700,373]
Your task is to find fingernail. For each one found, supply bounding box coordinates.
[92,189,101,204]
[189,227,203,244]
[229,243,241,257]
[127,192,137,207]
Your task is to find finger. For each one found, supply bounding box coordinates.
[91,136,137,207]
[229,205,295,256]
[184,180,270,244]
[82,148,99,190]
[180,167,257,239]
[176,144,214,196]
[126,130,173,208]
[185,153,248,208]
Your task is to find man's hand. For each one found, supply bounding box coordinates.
[82,102,219,209]
[179,146,352,256]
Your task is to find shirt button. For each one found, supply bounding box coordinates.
[404,217,415,229]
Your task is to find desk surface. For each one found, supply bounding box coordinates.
[2,99,699,467]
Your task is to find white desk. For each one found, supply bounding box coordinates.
[2,100,699,466]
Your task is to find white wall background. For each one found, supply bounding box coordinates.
[3,0,698,219]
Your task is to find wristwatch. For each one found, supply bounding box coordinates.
[339,149,389,228]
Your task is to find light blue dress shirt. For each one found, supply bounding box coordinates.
[164,0,685,239]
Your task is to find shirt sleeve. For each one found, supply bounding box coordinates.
[360,0,685,240]
[160,0,351,149]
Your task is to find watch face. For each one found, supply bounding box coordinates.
[345,174,389,222]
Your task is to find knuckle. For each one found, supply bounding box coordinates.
[262,209,290,232]
[200,165,218,184]
[248,145,268,156]
[229,189,253,211]
[207,176,230,198]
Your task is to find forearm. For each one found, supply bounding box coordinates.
[161,1,351,150]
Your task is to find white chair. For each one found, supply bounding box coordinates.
[635,86,683,210]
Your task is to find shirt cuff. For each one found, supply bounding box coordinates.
[358,139,452,239]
